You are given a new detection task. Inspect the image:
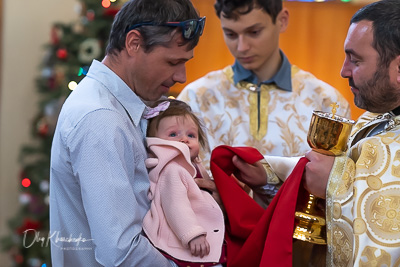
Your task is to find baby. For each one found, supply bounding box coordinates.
[143,99,226,267]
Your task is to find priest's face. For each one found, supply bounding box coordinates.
[341,20,400,113]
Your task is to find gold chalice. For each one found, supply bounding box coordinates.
[293,103,355,244]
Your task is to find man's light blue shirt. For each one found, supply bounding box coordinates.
[49,60,173,266]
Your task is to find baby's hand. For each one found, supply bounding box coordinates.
[188,235,210,258]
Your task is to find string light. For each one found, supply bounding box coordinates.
[68,81,78,90]
[102,0,111,8]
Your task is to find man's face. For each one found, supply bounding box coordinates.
[133,34,194,101]
[341,20,400,113]
[219,7,286,74]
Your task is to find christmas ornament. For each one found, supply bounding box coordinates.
[103,7,120,17]
[19,193,32,205]
[50,26,61,45]
[40,180,49,193]
[78,38,102,63]
[27,258,41,267]
[56,48,68,60]
[36,117,49,137]
[41,67,53,78]
[87,9,95,21]
[16,218,41,235]
[22,178,31,188]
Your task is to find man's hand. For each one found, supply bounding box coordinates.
[188,235,210,258]
[194,178,225,214]
[232,155,267,188]
[303,150,335,199]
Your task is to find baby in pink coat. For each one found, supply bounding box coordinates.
[143,99,226,266]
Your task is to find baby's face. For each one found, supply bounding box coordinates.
[155,115,200,161]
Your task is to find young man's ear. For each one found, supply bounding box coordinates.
[125,30,141,56]
[277,8,289,33]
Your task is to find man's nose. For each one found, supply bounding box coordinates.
[237,35,250,52]
[173,64,187,84]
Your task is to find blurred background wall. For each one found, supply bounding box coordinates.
[0,0,374,264]
[0,0,78,264]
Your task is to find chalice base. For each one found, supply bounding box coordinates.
[293,211,327,245]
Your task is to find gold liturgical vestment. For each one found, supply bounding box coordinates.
[327,111,400,267]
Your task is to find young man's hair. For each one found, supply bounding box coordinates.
[106,0,201,55]
[147,99,209,151]
[214,0,282,23]
[351,0,400,68]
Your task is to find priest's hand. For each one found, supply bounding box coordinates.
[232,155,267,189]
[303,150,335,199]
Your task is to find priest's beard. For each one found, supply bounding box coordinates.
[351,66,400,113]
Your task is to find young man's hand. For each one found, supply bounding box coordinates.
[232,155,267,188]
[188,235,210,258]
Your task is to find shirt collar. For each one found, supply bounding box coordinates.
[232,50,292,92]
[86,60,146,127]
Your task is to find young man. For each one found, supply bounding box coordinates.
[303,0,400,265]
[49,0,205,266]
[178,0,351,183]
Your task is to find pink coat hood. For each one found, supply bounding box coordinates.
[143,137,224,262]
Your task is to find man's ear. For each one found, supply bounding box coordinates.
[277,7,289,33]
[125,30,141,56]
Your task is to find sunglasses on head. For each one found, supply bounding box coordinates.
[126,17,206,40]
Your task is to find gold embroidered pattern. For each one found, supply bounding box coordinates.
[356,139,385,175]
[336,160,356,199]
[359,246,391,267]
[245,84,271,140]
[392,150,400,177]
[366,175,383,190]
[332,225,353,267]
[365,188,400,240]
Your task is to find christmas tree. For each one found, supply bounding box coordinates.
[0,0,126,265]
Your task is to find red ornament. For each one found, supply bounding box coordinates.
[51,26,60,45]
[16,218,41,235]
[37,118,49,137]
[47,76,56,90]
[56,48,68,60]
[87,10,95,21]
[22,178,31,188]
[103,7,120,17]
[14,254,24,264]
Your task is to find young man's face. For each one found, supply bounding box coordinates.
[341,20,400,113]
[133,33,194,101]
[219,7,287,75]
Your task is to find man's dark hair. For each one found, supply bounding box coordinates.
[106,0,201,55]
[351,0,400,68]
[214,0,282,23]
[147,99,209,151]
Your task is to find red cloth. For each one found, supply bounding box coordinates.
[210,146,309,267]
